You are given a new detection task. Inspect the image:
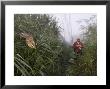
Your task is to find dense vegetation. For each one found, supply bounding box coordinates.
[14,14,97,76]
[66,16,97,75]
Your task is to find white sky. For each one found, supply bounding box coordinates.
[50,13,96,45]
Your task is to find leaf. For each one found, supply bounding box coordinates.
[14,56,32,70]
[16,54,25,60]
[14,62,27,76]
[15,58,30,76]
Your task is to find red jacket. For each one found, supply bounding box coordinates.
[73,41,84,53]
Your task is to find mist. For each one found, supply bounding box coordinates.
[50,13,96,45]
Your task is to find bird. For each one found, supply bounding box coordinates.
[20,32,36,49]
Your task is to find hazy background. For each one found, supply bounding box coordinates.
[51,13,96,45]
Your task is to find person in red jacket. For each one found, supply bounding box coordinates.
[73,38,84,55]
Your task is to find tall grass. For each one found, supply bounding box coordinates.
[14,14,97,76]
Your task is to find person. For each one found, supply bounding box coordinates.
[73,38,84,55]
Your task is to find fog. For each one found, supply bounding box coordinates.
[51,13,96,45]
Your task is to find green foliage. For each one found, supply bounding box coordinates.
[14,54,33,76]
[14,14,75,76]
[14,14,96,76]
[66,16,97,76]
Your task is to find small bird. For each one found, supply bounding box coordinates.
[20,32,36,49]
